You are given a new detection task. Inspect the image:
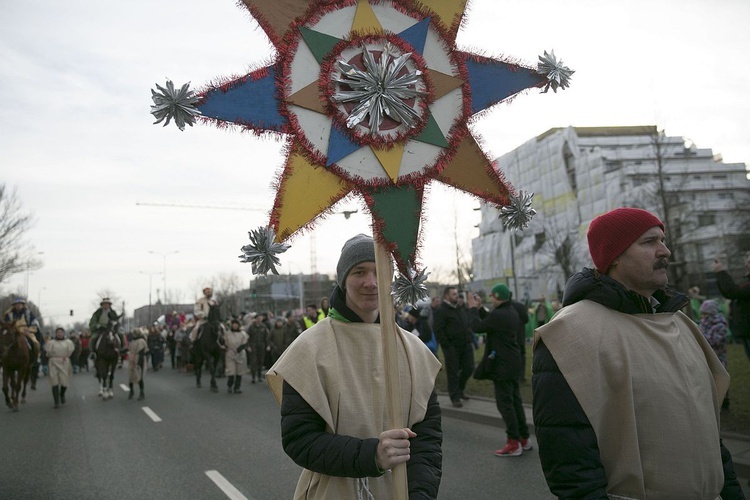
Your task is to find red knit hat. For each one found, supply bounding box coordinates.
[587,208,664,273]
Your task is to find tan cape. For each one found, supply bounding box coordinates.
[535,300,729,500]
[46,339,74,386]
[266,317,441,500]
[127,337,148,384]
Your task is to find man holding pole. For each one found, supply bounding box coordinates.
[266,234,442,499]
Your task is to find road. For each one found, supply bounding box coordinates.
[2,362,554,499]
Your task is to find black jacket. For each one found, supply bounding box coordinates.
[280,286,442,499]
[532,268,744,499]
[467,302,521,381]
[433,302,472,347]
[716,270,750,338]
[510,300,529,351]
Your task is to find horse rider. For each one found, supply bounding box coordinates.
[2,297,41,363]
[46,327,74,409]
[190,287,218,342]
[88,297,120,347]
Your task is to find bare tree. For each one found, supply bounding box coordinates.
[92,290,123,312]
[450,202,474,290]
[214,272,244,318]
[0,184,39,285]
[537,215,586,284]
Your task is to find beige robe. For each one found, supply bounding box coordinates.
[266,317,441,500]
[535,300,729,500]
[45,339,74,386]
[224,329,249,376]
[128,337,148,383]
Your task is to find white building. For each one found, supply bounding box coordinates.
[472,125,750,301]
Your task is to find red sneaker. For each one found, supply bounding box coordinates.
[494,439,522,457]
[520,437,533,450]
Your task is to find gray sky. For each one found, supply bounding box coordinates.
[2,0,748,328]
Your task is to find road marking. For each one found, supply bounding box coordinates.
[205,470,251,500]
[141,406,162,422]
[120,384,130,392]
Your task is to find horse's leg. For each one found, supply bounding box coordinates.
[11,370,19,411]
[108,361,116,398]
[96,361,104,397]
[20,367,28,403]
[194,353,203,388]
[207,355,218,392]
[2,372,10,408]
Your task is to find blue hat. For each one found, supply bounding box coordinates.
[12,297,26,305]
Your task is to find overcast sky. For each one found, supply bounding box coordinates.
[2,0,748,329]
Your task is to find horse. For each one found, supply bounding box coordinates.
[1,321,32,412]
[93,319,122,400]
[193,304,224,393]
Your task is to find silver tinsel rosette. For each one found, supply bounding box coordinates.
[332,42,425,134]
[500,191,537,230]
[392,267,430,305]
[239,227,291,275]
[537,50,574,93]
[150,80,202,131]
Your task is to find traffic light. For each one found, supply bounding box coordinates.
[70,309,74,316]
[252,289,257,298]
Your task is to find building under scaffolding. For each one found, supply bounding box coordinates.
[472,126,750,300]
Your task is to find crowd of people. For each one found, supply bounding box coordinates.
[3,207,749,498]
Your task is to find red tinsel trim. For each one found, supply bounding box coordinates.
[197,0,522,266]
[458,49,545,123]
[194,61,294,137]
[318,32,435,149]
[273,0,474,192]
[360,183,426,275]
[268,141,357,242]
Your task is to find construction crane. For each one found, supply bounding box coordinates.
[136,201,359,275]
[135,201,265,212]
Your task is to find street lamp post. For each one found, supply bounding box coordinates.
[25,251,44,298]
[38,286,47,312]
[149,250,178,305]
[140,271,162,324]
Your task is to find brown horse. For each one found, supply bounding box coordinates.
[1,320,32,412]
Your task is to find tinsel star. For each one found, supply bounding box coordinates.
[500,191,537,230]
[538,50,574,93]
[332,42,425,134]
[150,80,201,131]
[153,1,571,299]
[239,226,291,275]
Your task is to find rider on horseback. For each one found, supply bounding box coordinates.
[2,297,40,363]
[189,287,217,343]
[89,297,123,349]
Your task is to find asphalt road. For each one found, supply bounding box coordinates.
[1,363,553,499]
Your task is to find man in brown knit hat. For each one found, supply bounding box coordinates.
[532,207,743,499]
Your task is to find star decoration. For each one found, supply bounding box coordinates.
[156,0,571,285]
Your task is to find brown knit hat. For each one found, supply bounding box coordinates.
[587,208,664,273]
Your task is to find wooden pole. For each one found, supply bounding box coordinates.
[374,240,408,500]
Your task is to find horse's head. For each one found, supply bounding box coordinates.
[207,303,222,323]
[1,320,21,345]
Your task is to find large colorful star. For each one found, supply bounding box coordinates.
[152,0,572,298]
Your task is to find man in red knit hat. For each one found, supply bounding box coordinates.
[531,207,744,499]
